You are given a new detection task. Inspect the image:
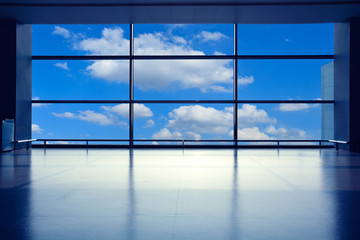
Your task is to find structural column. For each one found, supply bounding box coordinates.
[0,20,31,150]
[334,19,360,151]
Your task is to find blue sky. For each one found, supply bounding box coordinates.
[31,24,334,142]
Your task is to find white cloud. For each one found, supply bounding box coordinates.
[265,125,307,139]
[85,60,128,84]
[77,110,120,126]
[152,128,201,140]
[101,104,128,117]
[278,98,321,112]
[167,24,186,32]
[52,26,71,39]
[76,27,129,55]
[54,62,69,71]
[51,104,152,127]
[184,131,201,140]
[294,129,306,138]
[144,119,155,128]
[137,59,233,92]
[195,31,228,42]
[32,124,44,134]
[278,103,311,112]
[32,97,50,108]
[46,141,77,145]
[166,105,233,135]
[154,104,276,139]
[152,128,183,140]
[51,110,126,126]
[134,32,201,55]
[71,27,239,93]
[205,85,232,93]
[54,141,70,144]
[150,104,309,141]
[229,125,306,142]
[238,104,276,127]
[134,104,153,118]
[237,127,274,140]
[52,112,76,119]
[51,27,252,93]
[172,36,186,44]
[101,103,153,118]
[265,125,288,136]
[238,76,254,86]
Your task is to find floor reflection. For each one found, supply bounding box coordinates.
[0,149,360,239]
[321,150,360,240]
[0,150,32,240]
[126,149,136,240]
[230,150,239,240]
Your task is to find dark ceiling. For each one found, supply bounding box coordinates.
[0,1,359,24]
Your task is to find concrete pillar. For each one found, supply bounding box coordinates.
[334,19,360,151]
[0,20,31,150]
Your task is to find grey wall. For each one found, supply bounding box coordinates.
[0,20,31,150]
[321,62,334,140]
[334,19,360,151]
[15,23,32,149]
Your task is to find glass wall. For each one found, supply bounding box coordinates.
[32,24,334,146]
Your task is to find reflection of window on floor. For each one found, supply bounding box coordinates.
[31,24,334,145]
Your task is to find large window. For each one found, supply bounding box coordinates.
[32,24,334,147]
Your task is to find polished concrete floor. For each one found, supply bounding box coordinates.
[1,148,360,240]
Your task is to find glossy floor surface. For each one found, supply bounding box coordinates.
[1,149,360,240]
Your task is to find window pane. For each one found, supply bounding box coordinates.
[237,24,334,55]
[32,24,130,55]
[134,60,233,100]
[32,104,129,139]
[236,103,327,141]
[134,24,234,55]
[134,104,234,142]
[33,60,129,100]
[237,59,333,100]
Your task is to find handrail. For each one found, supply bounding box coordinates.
[329,140,348,144]
[36,139,128,142]
[34,139,330,143]
[14,139,38,143]
[13,139,38,150]
[328,139,360,150]
[31,139,333,149]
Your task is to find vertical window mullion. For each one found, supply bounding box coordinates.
[129,24,134,147]
[233,24,238,147]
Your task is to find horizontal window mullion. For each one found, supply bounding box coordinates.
[33,139,330,143]
[36,139,129,142]
[236,100,334,103]
[32,100,334,104]
[32,55,334,60]
[134,139,234,142]
[237,140,329,142]
[236,55,334,59]
[32,55,235,60]
[32,100,131,104]
[32,55,130,60]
